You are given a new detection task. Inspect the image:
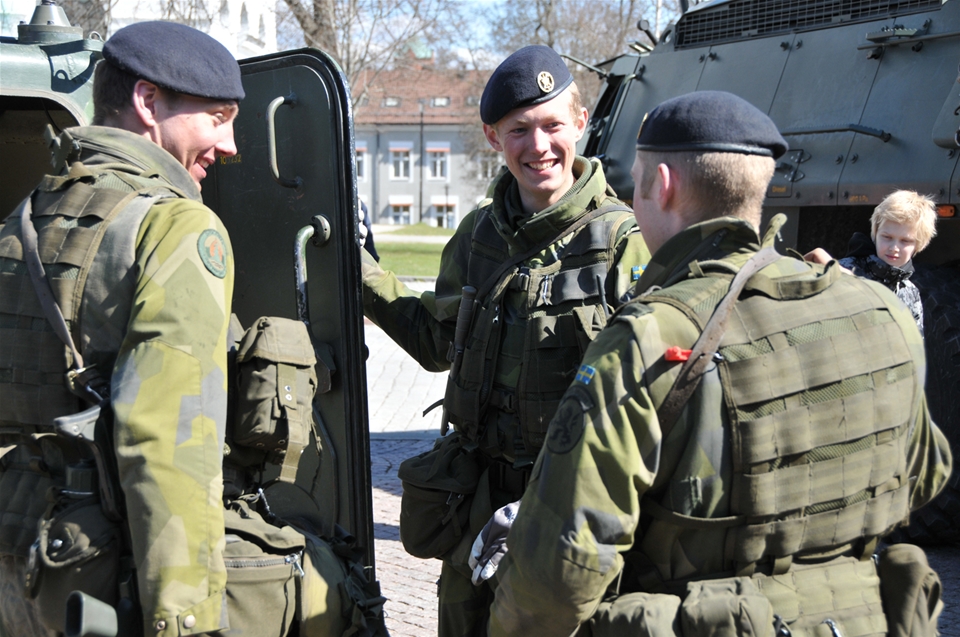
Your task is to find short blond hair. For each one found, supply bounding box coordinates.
[636,150,775,227]
[870,190,938,251]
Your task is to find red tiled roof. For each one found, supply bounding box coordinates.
[353,65,489,126]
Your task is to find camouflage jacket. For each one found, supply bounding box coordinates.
[361,157,650,461]
[0,127,233,636]
[489,217,951,636]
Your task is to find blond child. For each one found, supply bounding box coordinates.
[839,190,938,334]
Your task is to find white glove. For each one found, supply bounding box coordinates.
[468,499,520,585]
[358,202,369,246]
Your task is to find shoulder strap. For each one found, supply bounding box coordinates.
[474,204,631,301]
[655,247,781,432]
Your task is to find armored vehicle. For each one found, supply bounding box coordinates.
[582,0,960,542]
[0,0,377,594]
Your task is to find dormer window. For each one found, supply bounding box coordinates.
[384,96,401,107]
[432,97,450,107]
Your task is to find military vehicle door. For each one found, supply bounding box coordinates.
[200,49,375,568]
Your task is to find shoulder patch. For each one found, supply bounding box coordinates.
[198,229,228,279]
[575,364,596,385]
[546,386,594,455]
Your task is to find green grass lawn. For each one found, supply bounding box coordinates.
[386,223,456,237]
[377,242,445,277]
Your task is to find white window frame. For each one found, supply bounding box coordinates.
[391,149,411,180]
[356,144,367,181]
[428,151,448,180]
[391,204,411,225]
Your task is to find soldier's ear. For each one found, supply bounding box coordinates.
[131,80,162,129]
[483,124,503,152]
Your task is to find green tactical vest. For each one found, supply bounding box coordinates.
[0,142,180,557]
[445,202,636,460]
[630,253,915,582]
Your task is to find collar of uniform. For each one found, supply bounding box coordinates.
[636,216,760,293]
[62,126,202,201]
[489,156,607,253]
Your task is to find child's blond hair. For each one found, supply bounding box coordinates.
[870,190,938,252]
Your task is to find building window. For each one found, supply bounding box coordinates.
[432,96,450,107]
[478,154,501,181]
[435,204,456,228]
[356,149,366,180]
[384,96,401,107]
[391,205,411,225]
[391,150,410,179]
[426,142,450,180]
[466,96,480,106]
[429,151,448,179]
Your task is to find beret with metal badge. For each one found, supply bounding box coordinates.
[103,21,245,102]
[636,90,787,159]
[480,45,573,125]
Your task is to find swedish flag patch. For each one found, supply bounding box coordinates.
[631,265,645,281]
[575,364,596,385]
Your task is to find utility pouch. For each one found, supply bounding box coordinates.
[30,497,121,633]
[580,592,681,637]
[397,433,481,559]
[680,578,774,637]
[878,543,943,637]
[234,316,318,482]
[222,499,306,636]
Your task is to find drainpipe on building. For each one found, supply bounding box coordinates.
[373,128,380,223]
[419,101,425,224]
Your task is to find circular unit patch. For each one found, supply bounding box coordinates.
[198,229,228,279]
[546,395,586,455]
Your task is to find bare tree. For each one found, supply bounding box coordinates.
[278,0,466,102]
[59,0,119,37]
[488,0,680,108]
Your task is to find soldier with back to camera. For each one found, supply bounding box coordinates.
[0,21,383,637]
[360,45,650,636]
[487,91,952,637]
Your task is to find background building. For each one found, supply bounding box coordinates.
[0,0,276,57]
[353,51,498,228]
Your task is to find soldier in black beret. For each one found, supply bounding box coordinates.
[360,43,651,637]
[487,89,949,637]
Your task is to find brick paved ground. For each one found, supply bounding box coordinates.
[371,438,441,637]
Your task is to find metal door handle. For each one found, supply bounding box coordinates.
[267,93,303,188]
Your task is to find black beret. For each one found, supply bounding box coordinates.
[636,91,787,159]
[480,45,573,125]
[103,21,244,102]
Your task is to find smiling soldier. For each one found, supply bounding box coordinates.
[360,45,650,636]
[0,20,385,637]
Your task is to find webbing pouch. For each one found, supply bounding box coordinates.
[681,577,774,637]
[581,592,681,637]
[234,316,318,483]
[30,497,121,633]
[397,433,481,559]
[222,499,304,636]
[877,543,942,637]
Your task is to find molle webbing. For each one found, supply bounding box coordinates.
[644,259,915,570]
[720,276,914,566]
[446,204,633,452]
[0,178,166,429]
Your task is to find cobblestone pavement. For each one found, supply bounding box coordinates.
[371,438,441,637]
[364,296,960,636]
